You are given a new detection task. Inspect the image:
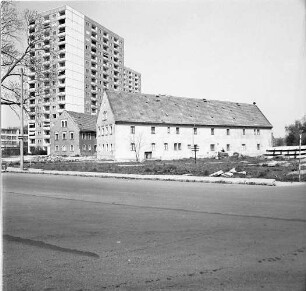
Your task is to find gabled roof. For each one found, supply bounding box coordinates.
[66,111,97,131]
[105,91,273,128]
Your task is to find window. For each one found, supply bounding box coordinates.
[178,143,182,150]
[151,143,155,151]
[88,145,92,151]
[103,111,107,120]
[70,132,74,140]
[187,144,191,149]
[167,127,170,134]
[55,132,59,140]
[62,145,66,152]
[174,143,178,151]
[151,127,155,134]
[70,145,74,151]
[55,145,59,151]
[242,144,246,151]
[61,120,67,127]
[257,129,260,135]
[131,126,135,134]
[164,143,168,150]
[226,129,230,135]
[88,133,92,140]
[176,127,180,134]
[109,125,113,135]
[62,132,67,140]
[254,129,256,135]
[101,127,104,136]
[243,128,246,135]
[226,144,230,151]
[211,128,214,135]
[210,144,215,151]
[130,143,135,151]
[193,128,197,135]
[257,144,260,150]
[83,144,86,150]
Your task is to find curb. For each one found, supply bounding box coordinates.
[5,167,277,186]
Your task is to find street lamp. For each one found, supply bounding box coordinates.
[20,68,24,170]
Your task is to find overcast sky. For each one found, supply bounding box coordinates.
[2,0,305,137]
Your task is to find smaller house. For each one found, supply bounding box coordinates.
[50,111,97,156]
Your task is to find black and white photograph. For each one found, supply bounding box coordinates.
[1,0,306,290]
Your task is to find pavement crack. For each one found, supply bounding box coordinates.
[3,234,100,259]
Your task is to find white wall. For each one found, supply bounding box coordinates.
[98,122,272,161]
[65,6,85,113]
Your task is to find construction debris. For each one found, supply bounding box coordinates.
[209,170,224,177]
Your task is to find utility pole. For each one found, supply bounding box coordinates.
[20,68,24,170]
[298,129,303,182]
[192,145,199,164]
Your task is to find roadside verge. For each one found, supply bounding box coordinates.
[4,167,278,186]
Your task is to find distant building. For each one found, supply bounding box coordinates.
[50,111,97,156]
[123,67,141,93]
[97,91,273,161]
[1,127,28,148]
[27,5,141,153]
[1,127,28,156]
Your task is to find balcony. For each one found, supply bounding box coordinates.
[58,99,66,104]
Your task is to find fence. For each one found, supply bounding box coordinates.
[265,145,306,158]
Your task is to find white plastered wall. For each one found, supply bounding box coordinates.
[64,6,85,112]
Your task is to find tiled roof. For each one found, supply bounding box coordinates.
[66,111,97,131]
[106,91,273,128]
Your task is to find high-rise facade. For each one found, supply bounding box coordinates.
[27,5,141,153]
[123,67,141,93]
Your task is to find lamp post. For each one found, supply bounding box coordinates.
[20,68,24,170]
[298,129,303,182]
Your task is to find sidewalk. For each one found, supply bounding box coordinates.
[5,167,280,186]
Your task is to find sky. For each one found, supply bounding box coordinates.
[2,0,305,137]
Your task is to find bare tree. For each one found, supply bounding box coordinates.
[1,0,55,114]
[130,132,145,162]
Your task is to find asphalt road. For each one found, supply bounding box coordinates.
[2,173,306,291]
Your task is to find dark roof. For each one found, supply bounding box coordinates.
[106,91,273,128]
[66,111,97,131]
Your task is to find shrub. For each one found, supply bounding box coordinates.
[31,147,47,155]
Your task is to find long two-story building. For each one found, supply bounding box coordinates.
[97,91,273,161]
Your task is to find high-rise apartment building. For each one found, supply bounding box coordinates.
[27,5,141,153]
[123,67,141,93]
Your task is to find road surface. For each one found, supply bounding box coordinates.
[2,173,306,290]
